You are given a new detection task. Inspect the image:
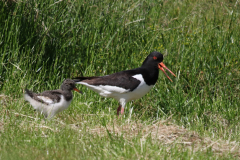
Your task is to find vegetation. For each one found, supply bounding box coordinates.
[0,0,239,159]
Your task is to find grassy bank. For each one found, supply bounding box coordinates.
[0,0,240,159]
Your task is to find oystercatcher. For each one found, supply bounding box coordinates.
[74,51,176,115]
[24,79,82,119]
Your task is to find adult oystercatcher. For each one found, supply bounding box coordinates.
[24,79,82,119]
[74,51,176,115]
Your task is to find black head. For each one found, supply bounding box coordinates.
[142,51,164,68]
[142,51,176,82]
[61,79,82,93]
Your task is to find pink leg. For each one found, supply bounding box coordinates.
[117,105,125,116]
[121,107,124,115]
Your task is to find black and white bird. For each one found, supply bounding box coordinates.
[74,51,176,115]
[24,79,82,119]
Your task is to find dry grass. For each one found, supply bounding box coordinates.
[0,94,10,106]
[0,109,239,158]
[89,118,240,157]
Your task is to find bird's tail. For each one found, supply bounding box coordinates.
[24,89,41,110]
[25,89,35,98]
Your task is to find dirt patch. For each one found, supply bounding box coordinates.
[89,119,240,157]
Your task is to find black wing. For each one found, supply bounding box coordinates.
[74,69,142,91]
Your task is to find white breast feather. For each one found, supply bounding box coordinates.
[127,74,153,100]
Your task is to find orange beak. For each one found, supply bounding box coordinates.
[73,87,82,94]
[158,62,176,82]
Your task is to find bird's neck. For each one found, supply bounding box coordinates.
[140,66,159,85]
[62,90,73,101]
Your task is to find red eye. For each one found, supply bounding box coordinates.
[153,56,157,60]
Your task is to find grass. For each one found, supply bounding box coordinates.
[0,0,240,159]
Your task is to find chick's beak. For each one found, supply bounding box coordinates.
[73,87,82,94]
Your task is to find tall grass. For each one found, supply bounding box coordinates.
[0,0,240,159]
